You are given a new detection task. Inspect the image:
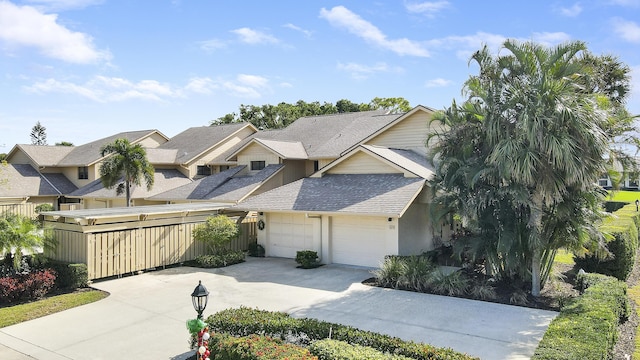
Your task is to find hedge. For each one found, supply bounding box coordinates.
[574,203,640,280]
[532,272,628,360]
[47,261,88,289]
[195,251,245,268]
[209,332,317,360]
[206,307,478,360]
[310,339,413,360]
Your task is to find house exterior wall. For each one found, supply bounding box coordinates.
[282,159,306,184]
[326,151,398,175]
[54,164,99,188]
[237,143,280,174]
[365,111,433,152]
[398,201,434,255]
[137,133,168,148]
[318,159,333,170]
[184,126,256,178]
[250,172,283,198]
[7,151,32,165]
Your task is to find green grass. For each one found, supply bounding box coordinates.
[554,249,575,265]
[607,190,640,203]
[628,284,640,360]
[0,289,108,328]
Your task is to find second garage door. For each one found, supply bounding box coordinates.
[331,216,389,267]
[267,213,315,258]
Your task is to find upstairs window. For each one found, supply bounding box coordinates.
[313,160,319,172]
[78,166,88,180]
[251,161,265,171]
[197,165,211,176]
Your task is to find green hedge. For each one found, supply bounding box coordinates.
[574,203,640,280]
[47,261,88,289]
[310,339,412,360]
[195,250,245,268]
[209,332,317,360]
[206,307,478,360]
[532,273,628,360]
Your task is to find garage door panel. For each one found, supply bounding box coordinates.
[331,216,389,267]
[268,213,315,258]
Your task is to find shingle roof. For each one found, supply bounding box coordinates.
[158,123,253,164]
[234,174,425,216]
[0,164,77,197]
[360,145,435,180]
[57,130,160,166]
[149,164,284,203]
[67,169,192,199]
[10,145,74,167]
[254,139,308,159]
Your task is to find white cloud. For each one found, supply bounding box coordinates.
[198,39,226,52]
[319,6,430,57]
[0,1,110,64]
[231,27,279,45]
[425,78,451,87]
[284,23,312,38]
[557,3,582,17]
[23,0,103,11]
[612,17,640,43]
[530,32,572,46]
[404,1,450,17]
[24,74,272,101]
[337,62,401,80]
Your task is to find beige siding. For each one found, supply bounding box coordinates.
[137,132,168,148]
[366,111,432,151]
[7,150,32,165]
[398,201,435,255]
[249,171,283,198]
[282,159,306,184]
[327,151,399,175]
[56,164,98,188]
[237,143,280,174]
[318,159,334,169]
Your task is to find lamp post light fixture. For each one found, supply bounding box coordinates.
[191,280,209,320]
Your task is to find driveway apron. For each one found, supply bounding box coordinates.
[0,257,557,360]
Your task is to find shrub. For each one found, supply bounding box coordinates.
[47,261,88,289]
[0,269,56,303]
[207,307,478,360]
[193,215,239,255]
[401,256,435,291]
[247,243,265,257]
[195,250,245,268]
[428,270,469,296]
[468,281,497,301]
[35,203,54,213]
[532,273,628,360]
[209,333,317,360]
[310,339,413,360]
[372,256,407,288]
[296,250,320,269]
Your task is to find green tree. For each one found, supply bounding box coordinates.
[30,121,47,145]
[55,141,74,146]
[370,97,411,113]
[192,215,239,255]
[99,138,154,207]
[0,214,56,269]
[431,40,614,296]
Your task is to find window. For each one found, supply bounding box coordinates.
[313,160,319,172]
[78,166,88,180]
[197,165,211,176]
[251,161,265,171]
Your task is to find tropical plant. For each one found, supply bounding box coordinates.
[192,215,239,255]
[0,214,56,269]
[430,40,616,296]
[99,138,154,207]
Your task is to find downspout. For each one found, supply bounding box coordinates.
[305,213,322,262]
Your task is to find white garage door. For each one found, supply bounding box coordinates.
[331,216,389,267]
[267,213,314,258]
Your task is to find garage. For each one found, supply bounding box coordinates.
[266,213,316,258]
[331,216,391,267]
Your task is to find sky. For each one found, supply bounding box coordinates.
[1,0,640,149]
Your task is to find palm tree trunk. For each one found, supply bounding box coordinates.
[125,179,131,207]
[530,192,544,297]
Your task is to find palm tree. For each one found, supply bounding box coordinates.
[0,214,55,270]
[99,138,154,207]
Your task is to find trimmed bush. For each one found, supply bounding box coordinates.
[532,273,628,360]
[296,250,320,269]
[209,333,317,360]
[310,339,412,360]
[207,307,478,360]
[48,261,88,289]
[0,269,56,303]
[574,203,639,280]
[195,250,245,268]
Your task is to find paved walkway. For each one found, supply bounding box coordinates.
[0,257,557,359]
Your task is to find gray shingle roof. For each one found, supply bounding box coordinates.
[148,166,246,200]
[0,164,77,197]
[360,145,435,180]
[234,174,425,216]
[67,169,191,199]
[254,139,308,159]
[57,130,161,166]
[158,123,252,164]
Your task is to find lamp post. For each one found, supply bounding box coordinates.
[191,280,209,320]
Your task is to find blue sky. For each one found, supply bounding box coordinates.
[1,0,640,148]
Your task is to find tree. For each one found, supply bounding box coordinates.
[55,141,74,146]
[430,40,615,296]
[370,97,411,113]
[192,215,239,255]
[30,121,47,145]
[0,214,56,270]
[99,138,154,207]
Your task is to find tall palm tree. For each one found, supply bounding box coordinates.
[0,214,55,270]
[99,138,154,207]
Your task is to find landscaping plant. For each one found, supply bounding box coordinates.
[193,215,239,255]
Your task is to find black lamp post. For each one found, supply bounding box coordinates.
[191,280,209,320]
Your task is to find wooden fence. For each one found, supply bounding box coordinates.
[0,203,37,218]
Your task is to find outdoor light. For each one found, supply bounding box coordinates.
[191,280,209,320]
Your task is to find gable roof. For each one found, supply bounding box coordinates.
[234,174,425,217]
[66,169,192,199]
[355,145,435,179]
[57,130,164,166]
[149,164,284,203]
[7,144,74,167]
[158,123,256,164]
[0,164,78,197]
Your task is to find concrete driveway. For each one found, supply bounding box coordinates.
[0,257,557,360]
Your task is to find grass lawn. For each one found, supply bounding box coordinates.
[607,190,640,203]
[554,249,575,265]
[0,289,108,328]
[628,284,640,360]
